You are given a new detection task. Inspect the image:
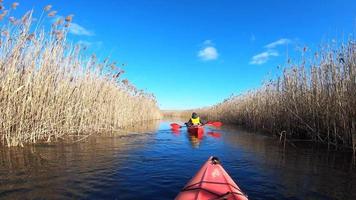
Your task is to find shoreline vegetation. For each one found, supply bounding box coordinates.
[164,40,356,153]
[198,40,356,152]
[0,4,161,147]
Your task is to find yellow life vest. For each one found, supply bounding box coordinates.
[191,117,200,125]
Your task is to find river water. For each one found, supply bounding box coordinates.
[0,121,355,200]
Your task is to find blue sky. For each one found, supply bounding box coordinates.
[10,0,356,109]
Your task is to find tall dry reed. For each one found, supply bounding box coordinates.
[0,4,161,147]
[200,40,356,150]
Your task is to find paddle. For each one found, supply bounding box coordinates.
[170,121,223,130]
[206,121,223,127]
[170,123,184,130]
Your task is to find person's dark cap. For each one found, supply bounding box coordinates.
[192,112,198,118]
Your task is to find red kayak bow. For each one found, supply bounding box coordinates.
[175,156,248,200]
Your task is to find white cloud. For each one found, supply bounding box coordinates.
[249,38,292,65]
[77,40,103,49]
[264,38,291,49]
[249,50,279,65]
[69,23,94,36]
[198,46,218,61]
[198,40,218,61]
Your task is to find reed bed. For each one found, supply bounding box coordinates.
[161,110,191,119]
[0,5,161,147]
[199,40,356,150]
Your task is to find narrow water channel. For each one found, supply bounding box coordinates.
[0,121,355,200]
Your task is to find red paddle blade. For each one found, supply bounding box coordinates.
[208,132,222,138]
[206,121,223,127]
[170,123,182,129]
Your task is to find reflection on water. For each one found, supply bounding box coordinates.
[207,131,222,138]
[171,129,181,135]
[187,134,203,148]
[185,129,204,149]
[0,121,355,200]
[221,125,356,200]
[0,120,160,199]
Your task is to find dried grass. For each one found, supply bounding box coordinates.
[200,40,356,149]
[0,6,161,147]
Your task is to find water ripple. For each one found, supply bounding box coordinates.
[0,121,355,199]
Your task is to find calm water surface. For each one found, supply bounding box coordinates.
[0,121,355,200]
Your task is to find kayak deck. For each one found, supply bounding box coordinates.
[187,125,204,135]
[175,156,248,200]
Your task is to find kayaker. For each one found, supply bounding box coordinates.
[185,112,205,126]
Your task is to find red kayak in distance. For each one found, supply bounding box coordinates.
[187,125,204,139]
[175,156,248,200]
[187,125,204,135]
